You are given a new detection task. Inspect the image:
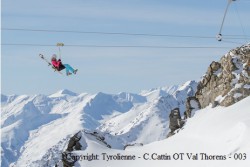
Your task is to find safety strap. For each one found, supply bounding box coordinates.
[57,43,64,59]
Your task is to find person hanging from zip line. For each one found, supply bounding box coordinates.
[51,54,78,76]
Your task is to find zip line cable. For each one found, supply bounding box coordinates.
[2,28,249,40]
[217,0,235,41]
[1,43,234,49]
[217,0,250,42]
[0,28,215,38]
[218,0,233,36]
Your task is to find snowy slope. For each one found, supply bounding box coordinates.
[1,81,197,167]
[1,92,88,166]
[75,96,250,167]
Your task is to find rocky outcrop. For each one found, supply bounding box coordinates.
[61,132,82,167]
[66,132,82,152]
[196,44,250,108]
[124,143,143,150]
[167,108,185,138]
[60,130,111,167]
[185,96,201,118]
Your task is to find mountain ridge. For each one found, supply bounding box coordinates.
[1,80,197,166]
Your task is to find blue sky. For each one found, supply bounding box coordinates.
[1,0,250,95]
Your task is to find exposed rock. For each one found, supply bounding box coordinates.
[124,143,143,150]
[61,152,76,167]
[167,108,185,138]
[66,132,82,152]
[220,95,235,107]
[185,96,201,118]
[211,61,221,72]
[83,130,111,148]
[196,44,250,108]
[60,130,111,167]
[61,132,82,167]
[212,100,219,108]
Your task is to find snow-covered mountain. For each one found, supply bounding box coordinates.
[98,80,198,147]
[1,81,197,167]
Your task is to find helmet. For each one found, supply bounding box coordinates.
[51,54,57,60]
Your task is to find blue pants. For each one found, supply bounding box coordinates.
[63,64,74,74]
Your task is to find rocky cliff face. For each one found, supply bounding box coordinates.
[195,44,250,108]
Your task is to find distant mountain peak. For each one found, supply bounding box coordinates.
[49,89,78,97]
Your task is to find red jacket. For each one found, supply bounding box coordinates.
[51,59,65,71]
